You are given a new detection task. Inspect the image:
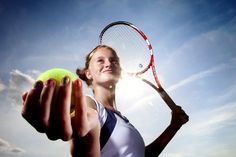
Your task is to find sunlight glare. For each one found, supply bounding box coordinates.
[117,75,147,99]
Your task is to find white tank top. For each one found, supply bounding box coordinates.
[91,97,145,157]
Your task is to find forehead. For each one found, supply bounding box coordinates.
[91,47,118,59]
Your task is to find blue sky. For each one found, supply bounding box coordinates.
[0,0,236,156]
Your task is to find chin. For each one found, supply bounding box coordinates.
[104,76,120,85]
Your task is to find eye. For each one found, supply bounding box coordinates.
[96,58,104,64]
[110,58,119,65]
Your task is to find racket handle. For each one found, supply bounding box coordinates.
[157,86,178,111]
[158,86,189,124]
[140,78,188,124]
[139,78,178,111]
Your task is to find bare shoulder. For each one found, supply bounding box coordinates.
[85,96,97,110]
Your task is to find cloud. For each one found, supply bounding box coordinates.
[124,62,228,114]
[185,101,236,136]
[0,138,10,148]
[7,69,35,106]
[0,80,6,92]
[163,16,236,75]
[167,63,227,92]
[0,138,25,154]
[9,69,35,86]
[163,101,236,157]
[211,82,236,104]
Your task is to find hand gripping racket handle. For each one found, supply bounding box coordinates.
[140,78,178,111]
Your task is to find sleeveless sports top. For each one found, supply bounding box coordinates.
[90,97,145,157]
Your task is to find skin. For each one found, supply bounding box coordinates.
[21,47,188,157]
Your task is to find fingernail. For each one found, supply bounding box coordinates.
[46,79,55,87]
[62,76,70,85]
[75,79,82,87]
[34,81,43,90]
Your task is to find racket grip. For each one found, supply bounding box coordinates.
[157,86,178,111]
[139,78,178,111]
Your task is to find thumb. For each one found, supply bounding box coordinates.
[22,92,28,102]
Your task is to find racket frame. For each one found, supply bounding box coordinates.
[99,21,178,111]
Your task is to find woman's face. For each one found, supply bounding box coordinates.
[86,47,121,87]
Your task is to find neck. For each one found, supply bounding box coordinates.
[93,84,117,110]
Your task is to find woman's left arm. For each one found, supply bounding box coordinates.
[145,106,189,157]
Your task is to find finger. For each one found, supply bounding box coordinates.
[22,91,28,102]
[74,79,86,120]
[173,105,182,112]
[21,81,43,130]
[40,79,56,132]
[51,76,73,141]
[74,79,89,137]
[22,81,43,116]
[179,110,189,124]
[181,112,189,123]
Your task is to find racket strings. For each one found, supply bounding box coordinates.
[101,25,151,74]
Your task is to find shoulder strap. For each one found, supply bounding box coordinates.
[86,96,117,150]
[100,108,117,150]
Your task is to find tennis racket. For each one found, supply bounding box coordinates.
[99,21,178,111]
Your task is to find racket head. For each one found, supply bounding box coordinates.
[99,22,173,144]
[99,21,154,76]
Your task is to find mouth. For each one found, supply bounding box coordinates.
[102,69,121,77]
[102,67,121,77]
[102,69,113,73]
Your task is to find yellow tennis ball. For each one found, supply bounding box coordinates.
[37,68,77,116]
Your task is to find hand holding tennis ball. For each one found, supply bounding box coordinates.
[22,68,87,141]
[37,68,78,116]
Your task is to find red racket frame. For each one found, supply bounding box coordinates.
[99,21,178,111]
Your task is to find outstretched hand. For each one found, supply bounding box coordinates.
[21,77,99,141]
[21,77,74,140]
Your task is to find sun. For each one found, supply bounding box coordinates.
[116,75,148,99]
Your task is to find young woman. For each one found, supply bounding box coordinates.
[22,45,189,157]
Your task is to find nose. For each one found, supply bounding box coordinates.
[104,59,112,67]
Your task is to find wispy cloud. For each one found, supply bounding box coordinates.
[163,16,236,74]
[0,80,6,92]
[163,101,236,157]
[123,62,228,114]
[211,82,236,104]
[7,69,35,106]
[185,101,236,136]
[167,63,227,92]
[126,17,236,113]
[0,138,25,154]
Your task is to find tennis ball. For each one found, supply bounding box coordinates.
[37,68,78,116]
